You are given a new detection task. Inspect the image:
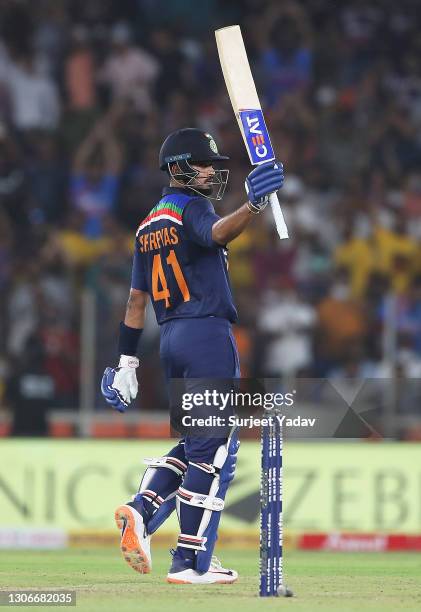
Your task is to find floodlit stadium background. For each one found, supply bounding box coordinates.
[0,0,421,552]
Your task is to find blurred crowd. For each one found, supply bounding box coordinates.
[1,0,421,433]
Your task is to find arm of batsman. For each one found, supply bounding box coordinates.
[101,355,139,413]
[245,161,284,211]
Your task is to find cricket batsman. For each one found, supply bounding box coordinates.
[101,128,284,584]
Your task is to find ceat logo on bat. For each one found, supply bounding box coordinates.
[239,109,275,165]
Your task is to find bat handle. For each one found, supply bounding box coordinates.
[269,192,289,240]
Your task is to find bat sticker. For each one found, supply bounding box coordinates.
[239,109,275,165]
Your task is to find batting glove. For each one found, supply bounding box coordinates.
[101,355,139,413]
[245,161,284,213]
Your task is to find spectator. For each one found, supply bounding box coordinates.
[39,308,79,408]
[0,210,12,292]
[6,257,40,358]
[316,273,367,374]
[149,29,185,106]
[403,173,421,239]
[98,22,159,113]
[25,131,68,224]
[0,125,27,231]
[257,280,316,377]
[378,276,421,356]
[260,2,313,106]
[6,334,55,436]
[373,212,418,293]
[54,212,112,267]
[334,222,375,298]
[6,54,60,131]
[65,25,97,112]
[254,228,297,291]
[70,113,122,238]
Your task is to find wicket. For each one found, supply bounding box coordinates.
[260,413,293,597]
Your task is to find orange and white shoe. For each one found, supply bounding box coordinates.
[167,555,238,584]
[115,504,151,574]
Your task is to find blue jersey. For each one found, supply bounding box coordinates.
[131,187,238,325]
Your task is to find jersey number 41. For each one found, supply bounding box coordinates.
[152,250,190,308]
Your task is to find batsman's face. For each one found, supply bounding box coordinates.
[169,160,228,200]
[190,162,215,188]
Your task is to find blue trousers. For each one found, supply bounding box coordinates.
[160,316,240,462]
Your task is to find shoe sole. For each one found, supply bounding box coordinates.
[115,505,151,574]
[167,576,237,585]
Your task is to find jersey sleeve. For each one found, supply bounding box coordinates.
[182,197,221,248]
[130,239,148,291]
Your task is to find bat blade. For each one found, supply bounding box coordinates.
[215,25,289,239]
[215,25,275,166]
[215,25,260,110]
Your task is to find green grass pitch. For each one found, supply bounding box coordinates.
[1,548,421,611]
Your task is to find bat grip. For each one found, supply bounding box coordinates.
[269,192,289,240]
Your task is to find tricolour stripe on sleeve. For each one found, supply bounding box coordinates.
[136,200,185,234]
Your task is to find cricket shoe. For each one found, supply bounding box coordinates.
[167,553,238,584]
[115,504,151,574]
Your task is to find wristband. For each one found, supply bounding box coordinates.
[247,201,261,214]
[118,321,142,356]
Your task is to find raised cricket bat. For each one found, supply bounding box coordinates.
[215,25,289,239]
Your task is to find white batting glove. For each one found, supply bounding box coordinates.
[101,355,139,412]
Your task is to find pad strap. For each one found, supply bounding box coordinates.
[177,534,207,551]
[138,489,164,509]
[177,486,224,511]
[144,456,187,477]
[189,462,218,474]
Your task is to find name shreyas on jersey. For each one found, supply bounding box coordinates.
[138,226,179,253]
